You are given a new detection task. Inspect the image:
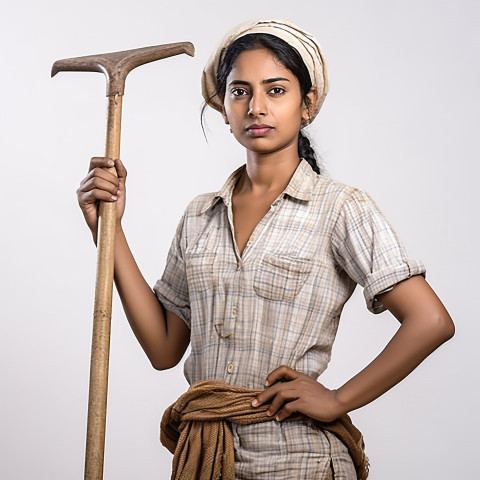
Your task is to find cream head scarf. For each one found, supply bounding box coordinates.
[201,19,330,123]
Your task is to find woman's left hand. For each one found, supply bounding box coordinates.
[251,365,344,423]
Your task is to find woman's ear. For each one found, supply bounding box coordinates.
[302,86,318,125]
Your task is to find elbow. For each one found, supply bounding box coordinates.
[443,316,455,341]
[151,360,166,371]
[151,358,180,371]
[150,352,183,371]
[146,332,190,370]
[432,312,455,345]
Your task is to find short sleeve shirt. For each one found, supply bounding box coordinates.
[154,159,426,479]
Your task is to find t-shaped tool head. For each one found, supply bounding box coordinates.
[51,41,195,96]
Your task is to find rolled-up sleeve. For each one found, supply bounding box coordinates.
[331,188,426,314]
[153,214,191,327]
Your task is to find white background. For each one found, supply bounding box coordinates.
[1,0,478,478]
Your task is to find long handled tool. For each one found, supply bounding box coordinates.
[52,42,195,480]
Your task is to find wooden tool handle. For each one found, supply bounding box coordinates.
[84,94,123,480]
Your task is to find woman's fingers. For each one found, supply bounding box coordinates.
[77,156,127,238]
[251,366,342,422]
[265,365,300,387]
[251,381,302,420]
[81,188,119,204]
[252,366,302,408]
[81,166,120,188]
[275,399,302,421]
[88,156,115,172]
[114,158,127,181]
[264,386,299,417]
[87,156,127,184]
[80,175,120,198]
[252,383,280,408]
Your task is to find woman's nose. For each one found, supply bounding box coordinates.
[248,93,267,117]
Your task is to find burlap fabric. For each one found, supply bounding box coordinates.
[161,379,369,480]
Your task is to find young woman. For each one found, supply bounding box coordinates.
[77,19,454,480]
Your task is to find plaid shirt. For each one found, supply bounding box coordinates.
[154,159,426,479]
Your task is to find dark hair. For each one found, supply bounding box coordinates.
[201,33,321,174]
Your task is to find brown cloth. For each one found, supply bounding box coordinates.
[160,379,369,480]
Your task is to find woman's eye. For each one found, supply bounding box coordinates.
[231,88,248,96]
[269,87,285,95]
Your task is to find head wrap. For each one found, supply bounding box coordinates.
[201,19,330,123]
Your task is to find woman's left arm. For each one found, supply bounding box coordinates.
[252,275,455,422]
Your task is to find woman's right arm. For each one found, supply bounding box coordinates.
[76,157,190,370]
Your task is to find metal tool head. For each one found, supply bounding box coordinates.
[51,41,195,96]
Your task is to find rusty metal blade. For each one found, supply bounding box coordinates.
[51,41,195,96]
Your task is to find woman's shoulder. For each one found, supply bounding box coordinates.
[313,173,374,210]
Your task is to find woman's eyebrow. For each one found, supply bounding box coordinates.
[227,77,291,87]
[263,77,290,84]
[228,80,250,87]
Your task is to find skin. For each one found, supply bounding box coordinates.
[222,49,317,254]
[77,158,190,370]
[76,47,455,423]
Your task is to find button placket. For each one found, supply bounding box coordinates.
[241,196,284,264]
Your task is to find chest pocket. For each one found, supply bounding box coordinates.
[185,252,216,292]
[185,227,217,293]
[254,252,312,302]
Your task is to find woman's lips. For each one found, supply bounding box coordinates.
[246,124,273,137]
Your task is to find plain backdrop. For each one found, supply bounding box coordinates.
[1,0,478,478]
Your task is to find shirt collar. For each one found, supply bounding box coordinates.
[283,158,315,201]
[200,158,315,214]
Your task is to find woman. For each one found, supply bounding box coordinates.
[77,19,454,480]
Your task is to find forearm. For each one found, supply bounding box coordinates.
[79,158,188,367]
[335,312,454,414]
[111,227,183,368]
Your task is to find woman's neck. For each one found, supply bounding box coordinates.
[240,149,300,196]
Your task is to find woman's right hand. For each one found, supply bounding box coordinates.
[76,157,127,240]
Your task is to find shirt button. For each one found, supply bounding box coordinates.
[232,306,237,316]
[227,363,234,374]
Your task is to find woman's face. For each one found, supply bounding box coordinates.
[222,48,310,157]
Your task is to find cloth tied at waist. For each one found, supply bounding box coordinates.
[160,379,369,480]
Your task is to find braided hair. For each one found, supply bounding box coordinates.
[201,33,321,175]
